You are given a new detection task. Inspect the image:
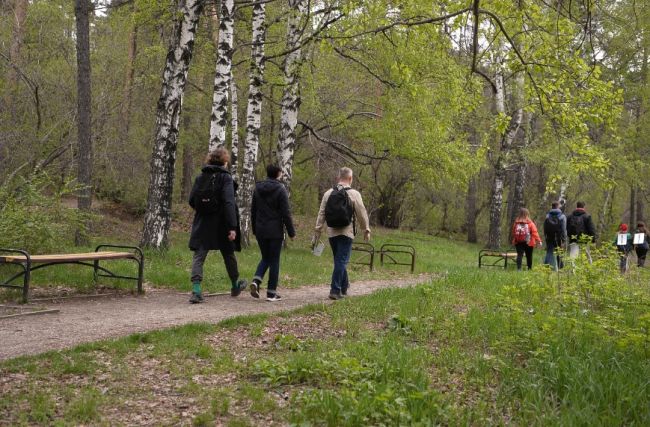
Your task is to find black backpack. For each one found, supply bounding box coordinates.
[567,214,585,237]
[192,173,221,214]
[544,215,563,243]
[324,186,355,228]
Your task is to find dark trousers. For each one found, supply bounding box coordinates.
[636,248,648,267]
[515,243,534,270]
[329,235,353,295]
[254,238,284,294]
[191,247,239,283]
[543,242,564,270]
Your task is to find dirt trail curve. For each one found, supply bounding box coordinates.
[0,276,431,361]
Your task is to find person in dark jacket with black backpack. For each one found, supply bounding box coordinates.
[566,201,597,243]
[188,148,247,304]
[543,201,567,270]
[248,164,296,301]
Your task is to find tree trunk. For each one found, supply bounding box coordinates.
[141,0,203,249]
[7,0,28,84]
[465,176,478,243]
[238,1,267,247]
[637,193,645,223]
[630,185,637,226]
[120,21,138,145]
[209,0,235,151]
[75,0,93,246]
[230,72,240,181]
[277,0,307,195]
[487,68,524,249]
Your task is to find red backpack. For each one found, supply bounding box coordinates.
[514,221,531,244]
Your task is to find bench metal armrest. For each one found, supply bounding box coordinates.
[0,248,31,264]
[95,244,143,261]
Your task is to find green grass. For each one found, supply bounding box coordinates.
[2,227,649,425]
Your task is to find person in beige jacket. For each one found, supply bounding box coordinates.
[314,167,370,300]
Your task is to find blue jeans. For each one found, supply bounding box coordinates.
[254,238,283,293]
[543,243,563,270]
[329,235,353,295]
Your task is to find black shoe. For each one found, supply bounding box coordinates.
[328,292,343,301]
[250,281,260,299]
[189,292,203,304]
[341,288,348,296]
[231,279,248,297]
[266,293,281,302]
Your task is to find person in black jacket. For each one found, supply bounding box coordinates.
[566,201,597,243]
[188,148,247,304]
[249,164,296,301]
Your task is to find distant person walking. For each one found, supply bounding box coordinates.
[249,165,296,302]
[314,167,370,300]
[543,201,567,270]
[188,148,247,304]
[634,222,650,267]
[511,208,543,271]
[614,223,632,273]
[566,201,596,243]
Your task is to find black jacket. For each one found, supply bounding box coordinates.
[188,165,241,251]
[251,178,296,240]
[566,208,596,243]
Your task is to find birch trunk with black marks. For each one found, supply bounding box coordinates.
[75,0,93,246]
[230,73,240,180]
[238,1,267,246]
[277,0,307,195]
[487,66,524,249]
[209,0,235,151]
[141,0,203,249]
[508,111,532,226]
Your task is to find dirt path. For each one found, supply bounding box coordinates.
[0,275,431,361]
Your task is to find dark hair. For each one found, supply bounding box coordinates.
[205,147,230,166]
[551,201,560,209]
[638,221,646,231]
[266,164,282,179]
[576,201,585,208]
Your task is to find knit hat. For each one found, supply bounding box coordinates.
[619,223,628,232]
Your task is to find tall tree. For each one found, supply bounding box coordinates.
[7,0,28,84]
[141,0,204,249]
[75,0,93,245]
[230,71,240,180]
[239,0,267,245]
[120,15,138,145]
[277,0,307,194]
[209,0,235,152]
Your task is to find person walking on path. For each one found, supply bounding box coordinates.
[634,222,650,267]
[543,201,568,271]
[314,167,370,300]
[188,148,247,304]
[566,201,597,243]
[511,207,543,271]
[614,223,633,273]
[249,164,296,302]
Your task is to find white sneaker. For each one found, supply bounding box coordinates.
[266,294,282,302]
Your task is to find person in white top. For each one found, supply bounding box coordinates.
[314,167,370,299]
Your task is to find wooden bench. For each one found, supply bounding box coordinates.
[0,245,144,302]
[478,249,517,269]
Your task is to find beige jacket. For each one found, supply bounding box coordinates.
[315,185,370,239]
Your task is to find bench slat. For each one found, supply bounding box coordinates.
[0,251,136,264]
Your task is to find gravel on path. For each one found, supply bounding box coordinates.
[0,275,431,361]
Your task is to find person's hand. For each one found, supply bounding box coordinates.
[537,241,543,248]
[364,230,371,242]
[228,230,236,241]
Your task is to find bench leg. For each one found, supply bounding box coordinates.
[22,262,30,303]
[504,256,508,270]
[137,257,144,295]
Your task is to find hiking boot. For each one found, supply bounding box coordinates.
[250,281,260,299]
[189,292,204,304]
[328,292,343,301]
[231,279,248,297]
[266,293,282,302]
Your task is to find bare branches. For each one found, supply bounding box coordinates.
[298,120,389,165]
[0,52,42,130]
[331,46,396,88]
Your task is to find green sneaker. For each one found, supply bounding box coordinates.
[231,279,248,297]
[189,292,204,304]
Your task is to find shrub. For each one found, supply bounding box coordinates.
[0,174,90,253]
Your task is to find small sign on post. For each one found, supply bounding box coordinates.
[634,233,645,245]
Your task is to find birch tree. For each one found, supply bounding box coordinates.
[230,71,240,180]
[141,0,203,249]
[209,0,235,151]
[277,0,307,194]
[239,0,267,245]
